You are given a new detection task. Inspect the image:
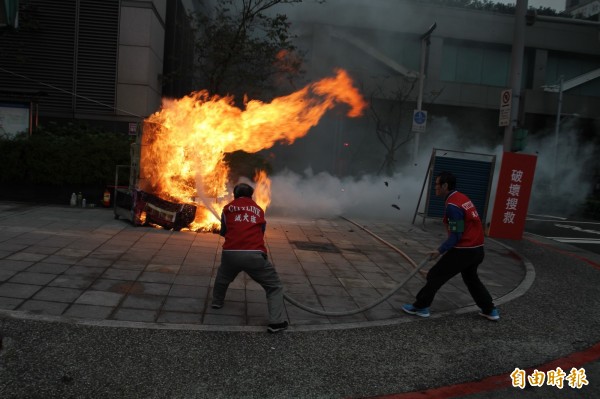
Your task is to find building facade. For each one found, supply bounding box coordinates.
[260,0,600,176]
[1,0,598,171]
[286,0,599,120]
[0,0,199,135]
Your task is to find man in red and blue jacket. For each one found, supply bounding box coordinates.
[403,171,499,321]
[212,183,288,333]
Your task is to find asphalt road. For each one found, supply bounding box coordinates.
[526,213,600,255]
[1,234,599,398]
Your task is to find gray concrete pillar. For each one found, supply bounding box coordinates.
[532,49,548,89]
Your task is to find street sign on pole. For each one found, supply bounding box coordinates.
[412,109,427,133]
[499,89,512,127]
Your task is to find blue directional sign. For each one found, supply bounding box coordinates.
[412,109,428,133]
[414,111,426,124]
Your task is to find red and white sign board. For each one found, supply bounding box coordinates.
[488,152,537,240]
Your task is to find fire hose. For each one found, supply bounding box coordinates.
[282,217,432,317]
[282,255,431,316]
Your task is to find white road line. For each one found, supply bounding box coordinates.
[554,224,600,235]
[526,218,600,226]
[527,214,567,220]
[548,237,600,245]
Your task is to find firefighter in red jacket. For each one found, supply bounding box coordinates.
[403,171,499,321]
[211,183,288,333]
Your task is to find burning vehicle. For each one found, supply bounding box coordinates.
[114,69,367,231]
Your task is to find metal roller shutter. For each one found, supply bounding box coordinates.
[421,149,496,223]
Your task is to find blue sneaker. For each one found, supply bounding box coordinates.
[402,304,430,318]
[479,308,500,321]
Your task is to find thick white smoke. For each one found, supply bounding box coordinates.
[521,118,595,215]
[267,168,425,221]
[265,114,595,223]
[266,115,495,222]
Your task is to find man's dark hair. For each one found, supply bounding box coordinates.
[233,183,254,199]
[437,171,457,190]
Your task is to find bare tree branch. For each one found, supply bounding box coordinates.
[368,77,416,176]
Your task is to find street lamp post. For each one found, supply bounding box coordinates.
[412,22,437,164]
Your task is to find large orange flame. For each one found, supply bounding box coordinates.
[140,68,367,230]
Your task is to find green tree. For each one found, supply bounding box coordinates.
[0,123,131,186]
[191,0,308,100]
[191,1,325,181]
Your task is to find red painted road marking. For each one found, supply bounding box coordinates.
[525,237,600,271]
[365,342,600,399]
[364,238,600,399]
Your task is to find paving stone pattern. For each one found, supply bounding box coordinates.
[0,203,525,328]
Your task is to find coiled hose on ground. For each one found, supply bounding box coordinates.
[282,217,431,316]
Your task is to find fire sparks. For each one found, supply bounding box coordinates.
[139,69,367,230]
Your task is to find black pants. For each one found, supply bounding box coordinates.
[413,246,495,313]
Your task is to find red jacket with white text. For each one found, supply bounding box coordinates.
[220,197,267,253]
[443,191,484,248]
